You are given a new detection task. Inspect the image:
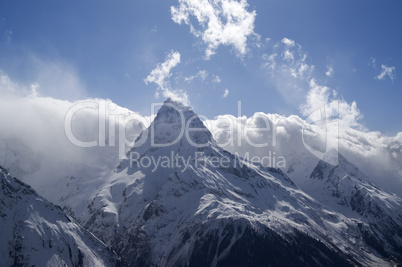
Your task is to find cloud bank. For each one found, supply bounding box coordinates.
[0,70,148,198]
[1,66,401,200]
[204,109,402,197]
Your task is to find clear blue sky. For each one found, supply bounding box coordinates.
[1,0,401,134]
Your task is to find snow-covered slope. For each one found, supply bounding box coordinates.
[0,99,147,217]
[3,98,401,266]
[0,165,120,267]
[83,99,397,266]
[304,150,402,262]
[0,136,43,179]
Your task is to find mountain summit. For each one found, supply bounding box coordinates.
[305,150,402,261]
[135,98,214,148]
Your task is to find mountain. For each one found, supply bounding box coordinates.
[0,136,43,179]
[82,98,396,266]
[2,98,402,266]
[304,150,402,262]
[0,165,121,266]
[0,113,146,219]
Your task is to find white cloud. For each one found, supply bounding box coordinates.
[326,65,334,77]
[281,37,295,47]
[144,51,189,104]
[369,57,396,82]
[262,38,362,133]
[259,37,392,190]
[262,53,277,72]
[204,108,402,197]
[0,69,21,95]
[185,70,208,82]
[198,70,208,80]
[283,50,294,61]
[212,75,221,83]
[301,79,362,130]
[369,57,376,68]
[171,0,257,59]
[300,79,333,117]
[144,51,181,91]
[0,70,149,199]
[262,40,314,103]
[1,66,402,204]
[222,88,229,98]
[375,64,396,82]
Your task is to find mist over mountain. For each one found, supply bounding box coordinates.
[1,0,402,266]
[1,72,401,200]
[2,99,401,266]
[1,73,402,266]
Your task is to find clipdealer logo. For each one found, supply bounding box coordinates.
[63,99,339,166]
[128,151,285,172]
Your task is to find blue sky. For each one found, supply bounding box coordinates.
[1,0,401,134]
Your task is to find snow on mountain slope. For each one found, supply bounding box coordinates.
[0,165,120,267]
[0,135,119,222]
[0,97,147,216]
[204,112,402,199]
[3,98,401,265]
[303,150,402,262]
[83,99,395,266]
[0,136,43,179]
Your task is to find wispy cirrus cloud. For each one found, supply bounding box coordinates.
[212,75,221,83]
[144,51,181,91]
[144,50,189,104]
[369,57,396,82]
[171,0,257,59]
[369,57,376,68]
[261,37,363,134]
[281,37,295,47]
[326,65,334,77]
[184,70,208,82]
[375,64,396,82]
[222,88,229,98]
[262,37,314,103]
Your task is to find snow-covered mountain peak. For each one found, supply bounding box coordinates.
[156,97,193,119]
[124,99,216,162]
[310,150,368,182]
[322,148,339,166]
[152,98,213,145]
[306,151,402,230]
[0,165,120,266]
